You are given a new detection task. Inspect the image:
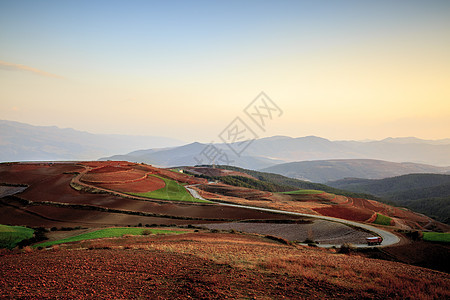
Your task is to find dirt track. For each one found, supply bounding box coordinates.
[200,220,373,244]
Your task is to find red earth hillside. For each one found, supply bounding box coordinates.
[0,161,302,228]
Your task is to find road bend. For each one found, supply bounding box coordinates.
[185,185,400,248]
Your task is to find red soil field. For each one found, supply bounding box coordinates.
[80,169,148,183]
[313,205,373,222]
[0,161,441,231]
[79,161,132,168]
[0,162,304,228]
[1,233,448,299]
[96,175,166,193]
[0,163,84,185]
[87,165,132,173]
[0,200,217,228]
[0,249,324,299]
[198,183,272,200]
[156,168,207,185]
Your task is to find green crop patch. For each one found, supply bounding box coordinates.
[0,224,34,249]
[423,232,450,243]
[34,227,186,248]
[280,189,324,195]
[130,175,210,203]
[373,213,392,226]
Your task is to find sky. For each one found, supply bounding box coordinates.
[1,0,449,142]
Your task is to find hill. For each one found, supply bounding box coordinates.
[328,174,450,223]
[184,166,447,231]
[0,120,183,162]
[261,159,450,183]
[1,232,449,299]
[188,165,376,199]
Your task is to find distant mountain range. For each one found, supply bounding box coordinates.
[261,159,450,183]
[327,174,450,224]
[2,120,450,174]
[100,142,284,170]
[0,120,184,161]
[241,135,450,167]
[102,135,450,169]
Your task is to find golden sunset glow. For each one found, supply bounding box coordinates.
[1,1,449,141]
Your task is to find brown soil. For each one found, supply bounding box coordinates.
[198,183,273,200]
[1,233,448,299]
[313,206,374,222]
[95,175,166,193]
[0,198,217,227]
[381,240,450,273]
[0,162,305,228]
[81,169,148,183]
[87,165,132,173]
[200,220,373,244]
[195,180,438,230]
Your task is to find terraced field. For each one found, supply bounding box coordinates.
[0,162,301,228]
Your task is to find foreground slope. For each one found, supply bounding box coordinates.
[1,232,449,299]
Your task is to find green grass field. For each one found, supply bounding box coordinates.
[422,232,450,243]
[34,227,186,248]
[373,213,392,226]
[0,224,34,249]
[280,189,324,195]
[130,175,210,203]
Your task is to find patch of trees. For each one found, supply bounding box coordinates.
[328,174,450,224]
[16,227,49,248]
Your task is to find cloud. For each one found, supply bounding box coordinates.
[0,60,64,79]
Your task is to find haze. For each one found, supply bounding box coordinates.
[1,0,449,142]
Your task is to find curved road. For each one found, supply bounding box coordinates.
[185,186,400,248]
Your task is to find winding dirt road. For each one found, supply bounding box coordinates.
[185,185,400,248]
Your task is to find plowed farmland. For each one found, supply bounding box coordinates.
[0,162,302,228]
[194,182,435,230]
[1,233,449,299]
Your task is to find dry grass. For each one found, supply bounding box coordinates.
[55,232,449,299]
[145,233,450,299]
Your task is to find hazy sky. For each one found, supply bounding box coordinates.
[1,0,449,142]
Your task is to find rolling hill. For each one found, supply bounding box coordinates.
[188,164,377,199]
[261,159,450,183]
[328,174,450,224]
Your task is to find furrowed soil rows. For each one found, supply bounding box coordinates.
[96,175,166,193]
[313,206,373,222]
